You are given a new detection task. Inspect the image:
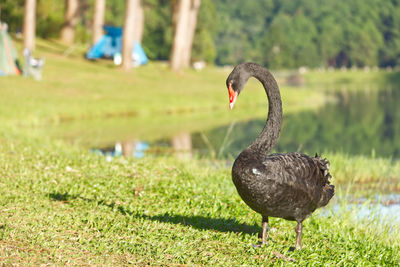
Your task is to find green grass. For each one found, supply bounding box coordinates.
[0,128,399,265]
[329,153,400,188]
[1,39,400,265]
[0,39,323,127]
[303,68,399,88]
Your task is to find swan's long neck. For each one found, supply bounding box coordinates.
[245,64,282,158]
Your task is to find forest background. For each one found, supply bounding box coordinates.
[2,0,400,69]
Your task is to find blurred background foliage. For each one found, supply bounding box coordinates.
[1,0,400,68]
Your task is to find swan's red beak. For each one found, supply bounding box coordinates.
[228,85,238,109]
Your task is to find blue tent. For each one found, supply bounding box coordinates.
[86,26,148,66]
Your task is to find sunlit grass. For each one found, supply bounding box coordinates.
[328,153,400,189]
[0,128,398,265]
[303,68,398,88]
[0,39,330,128]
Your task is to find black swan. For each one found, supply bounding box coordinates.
[226,62,334,249]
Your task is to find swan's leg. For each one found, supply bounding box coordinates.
[261,216,269,245]
[295,221,303,249]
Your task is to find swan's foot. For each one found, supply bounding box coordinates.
[295,221,303,249]
[257,216,269,247]
[253,216,269,248]
[262,216,269,244]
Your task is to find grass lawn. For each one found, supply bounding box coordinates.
[0,39,399,265]
[0,128,399,265]
[0,39,320,126]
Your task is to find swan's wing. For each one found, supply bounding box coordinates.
[261,152,332,204]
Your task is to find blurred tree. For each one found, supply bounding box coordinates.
[141,0,172,59]
[214,0,274,65]
[258,14,293,68]
[348,21,383,67]
[104,0,125,26]
[23,0,36,51]
[122,0,142,70]
[191,0,217,63]
[170,0,190,71]
[133,0,144,43]
[60,0,79,44]
[181,0,201,67]
[92,0,106,45]
[36,0,64,39]
[1,0,25,33]
[214,0,400,68]
[378,0,400,67]
[170,0,201,71]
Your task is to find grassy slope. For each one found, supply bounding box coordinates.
[0,39,322,126]
[0,39,399,265]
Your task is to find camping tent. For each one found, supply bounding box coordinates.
[0,23,21,76]
[86,26,148,66]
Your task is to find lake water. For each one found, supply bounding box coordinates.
[87,85,400,160]
[326,193,400,225]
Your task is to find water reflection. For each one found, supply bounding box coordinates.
[93,132,193,159]
[192,86,400,159]
[92,86,400,160]
[92,141,149,160]
[171,132,193,159]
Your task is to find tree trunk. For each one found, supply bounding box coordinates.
[170,0,200,71]
[133,1,144,43]
[61,0,79,45]
[122,0,141,70]
[92,0,106,45]
[182,0,200,68]
[170,0,190,71]
[23,0,36,51]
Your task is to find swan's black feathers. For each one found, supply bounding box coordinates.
[232,151,334,221]
[262,152,333,206]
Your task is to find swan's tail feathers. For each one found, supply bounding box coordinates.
[314,154,335,207]
[318,184,335,208]
[315,154,332,183]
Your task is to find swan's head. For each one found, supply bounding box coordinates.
[226,64,250,109]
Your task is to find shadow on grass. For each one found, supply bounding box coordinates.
[48,192,76,201]
[48,192,260,235]
[120,206,261,235]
